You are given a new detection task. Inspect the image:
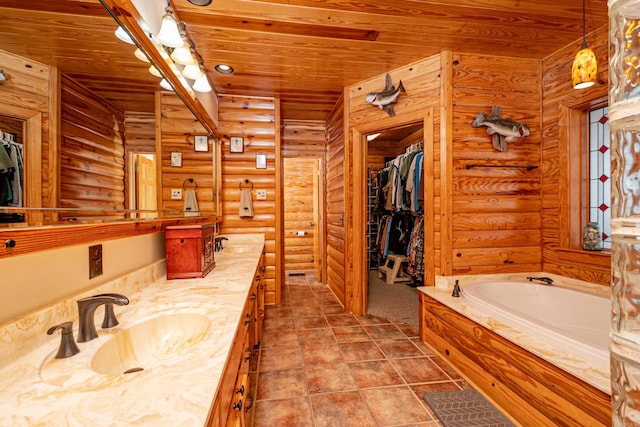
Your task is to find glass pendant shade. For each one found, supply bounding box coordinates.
[159,78,174,91]
[148,65,162,78]
[157,11,183,48]
[115,26,134,44]
[134,48,150,63]
[193,74,212,92]
[572,45,597,89]
[171,45,195,65]
[183,62,203,80]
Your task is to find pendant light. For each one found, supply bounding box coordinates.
[571,0,597,89]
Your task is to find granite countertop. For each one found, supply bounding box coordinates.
[0,233,265,427]
[418,272,610,394]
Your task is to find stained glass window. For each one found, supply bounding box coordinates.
[588,106,611,250]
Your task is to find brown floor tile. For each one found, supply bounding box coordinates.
[428,355,463,380]
[396,322,420,338]
[338,341,385,362]
[390,357,450,384]
[259,347,303,372]
[377,338,424,359]
[310,391,377,427]
[256,369,308,400]
[332,325,371,343]
[304,362,357,394]
[301,343,344,365]
[361,386,433,426]
[254,396,313,426]
[261,329,299,348]
[411,338,437,356]
[263,316,295,332]
[292,304,325,317]
[322,304,346,315]
[348,359,405,388]
[298,328,337,346]
[357,315,390,325]
[295,315,329,330]
[265,306,293,318]
[325,314,360,327]
[364,324,406,340]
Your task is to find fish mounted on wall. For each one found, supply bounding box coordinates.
[472,106,530,152]
[365,73,406,117]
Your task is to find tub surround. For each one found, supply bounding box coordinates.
[0,233,265,426]
[419,272,611,426]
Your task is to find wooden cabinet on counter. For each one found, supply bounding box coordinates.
[165,224,215,280]
[207,251,265,427]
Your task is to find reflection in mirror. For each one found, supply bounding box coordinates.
[0,116,24,224]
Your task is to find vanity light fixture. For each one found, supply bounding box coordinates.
[571,0,597,89]
[149,65,163,78]
[170,39,196,65]
[183,53,204,80]
[157,5,184,48]
[0,70,6,82]
[214,64,234,74]
[159,78,174,91]
[134,47,150,63]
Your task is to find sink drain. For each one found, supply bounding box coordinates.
[123,367,144,374]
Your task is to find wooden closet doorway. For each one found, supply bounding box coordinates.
[283,157,323,281]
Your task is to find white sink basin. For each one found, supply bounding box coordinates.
[91,313,210,376]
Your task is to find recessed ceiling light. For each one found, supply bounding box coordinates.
[187,0,213,5]
[215,64,234,74]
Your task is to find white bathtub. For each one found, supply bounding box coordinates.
[462,280,610,370]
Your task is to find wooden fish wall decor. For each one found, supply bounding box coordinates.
[365,73,406,117]
[471,106,530,152]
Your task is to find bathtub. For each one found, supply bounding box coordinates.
[462,280,610,370]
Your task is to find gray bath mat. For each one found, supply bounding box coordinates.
[423,389,515,427]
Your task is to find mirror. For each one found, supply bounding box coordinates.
[0,2,219,229]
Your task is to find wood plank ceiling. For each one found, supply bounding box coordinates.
[0,0,609,121]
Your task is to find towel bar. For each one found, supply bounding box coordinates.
[239,179,253,191]
[183,178,198,190]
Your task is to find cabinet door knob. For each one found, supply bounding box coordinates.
[233,400,243,411]
[236,385,245,396]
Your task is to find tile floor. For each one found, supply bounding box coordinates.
[251,273,474,426]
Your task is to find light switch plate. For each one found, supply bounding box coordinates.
[171,189,182,200]
[256,189,267,200]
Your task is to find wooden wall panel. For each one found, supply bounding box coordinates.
[0,49,51,223]
[540,24,610,285]
[217,95,280,305]
[325,95,346,305]
[157,92,213,215]
[281,120,326,158]
[59,75,125,220]
[450,53,542,274]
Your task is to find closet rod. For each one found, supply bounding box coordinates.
[465,164,538,171]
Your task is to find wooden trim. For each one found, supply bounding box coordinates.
[0,216,218,258]
[48,66,60,223]
[423,107,435,285]
[275,98,283,304]
[440,50,454,277]
[352,126,365,315]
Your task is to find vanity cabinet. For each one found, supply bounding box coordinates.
[207,251,264,427]
[164,224,215,279]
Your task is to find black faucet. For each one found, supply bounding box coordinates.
[77,293,129,342]
[215,236,228,252]
[47,321,80,359]
[526,276,554,285]
[451,280,461,297]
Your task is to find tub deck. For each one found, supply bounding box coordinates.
[418,277,611,426]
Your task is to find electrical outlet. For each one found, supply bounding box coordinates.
[256,189,267,200]
[171,189,182,200]
[89,244,103,279]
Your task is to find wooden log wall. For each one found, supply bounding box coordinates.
[325,95,346,305]
[0,49,51,222]
[217,95,281,305]
[59,75,125,220]
[450,53,542,275]
[157,92,214,215]
[342,55,442,314]
[540,24,611,285]
[282,120,326,274]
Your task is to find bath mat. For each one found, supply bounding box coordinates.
[423,389,515,427]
